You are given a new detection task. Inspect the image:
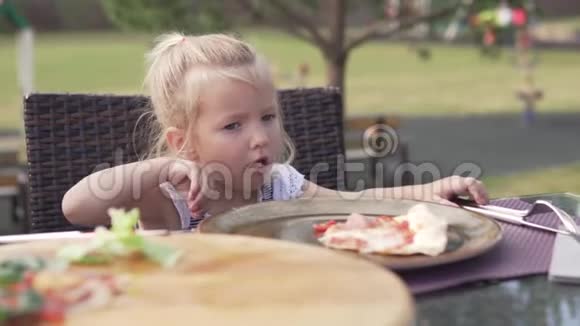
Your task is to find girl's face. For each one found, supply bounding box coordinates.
[191,79,283,193]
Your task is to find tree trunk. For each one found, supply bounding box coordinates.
[325,53,348,93]
[323,51,349,121]
[324,0,348,112]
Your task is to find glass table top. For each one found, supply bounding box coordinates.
[416,192,580,326]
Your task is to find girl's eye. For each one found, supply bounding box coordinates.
[224,122,241,130]
[262,114,276,122]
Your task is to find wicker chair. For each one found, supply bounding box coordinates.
[24,87,345,233]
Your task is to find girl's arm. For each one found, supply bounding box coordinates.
[62,157,191,229]
[299,176,489,206]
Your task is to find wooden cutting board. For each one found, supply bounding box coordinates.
[0,233,414,326]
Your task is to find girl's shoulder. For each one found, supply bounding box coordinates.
[266,163,305,201]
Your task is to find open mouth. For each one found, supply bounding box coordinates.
[251,156,271,168]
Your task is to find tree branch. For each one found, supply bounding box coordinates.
[266,0,330,49]
[345,2,462,53]
[237,0,316,45]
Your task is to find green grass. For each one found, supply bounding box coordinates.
[2,30,580,131]
[0,32,151,130]
[483,163,580,198]
[247,30,580,117]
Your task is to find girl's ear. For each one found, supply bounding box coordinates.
[166,127,198,160]
[165,127,185,153]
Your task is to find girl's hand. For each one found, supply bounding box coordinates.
[425,176,489,207]
[165,159,205,216]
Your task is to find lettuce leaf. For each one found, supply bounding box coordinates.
[58,208,182,268]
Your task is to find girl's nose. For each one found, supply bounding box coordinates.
[250,126,269,149]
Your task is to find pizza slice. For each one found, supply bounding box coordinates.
[0,260,128,325]
[315,204,448,256]
[0,208,182,325]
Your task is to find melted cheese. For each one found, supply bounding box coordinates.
[318,204,448,256]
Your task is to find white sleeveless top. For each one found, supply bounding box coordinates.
[159,164,305,230]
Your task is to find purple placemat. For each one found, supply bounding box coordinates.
[399,198,575,295]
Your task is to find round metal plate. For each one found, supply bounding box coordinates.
[199,199,503,271]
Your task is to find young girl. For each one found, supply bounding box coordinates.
[62,32,489,230]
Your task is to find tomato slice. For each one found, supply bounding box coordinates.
[397,220,409,230]
[40,296,65,323]
[313,220,337,233]
[22,271,36,287]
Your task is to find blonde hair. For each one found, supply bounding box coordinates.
[142,32,295,163]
